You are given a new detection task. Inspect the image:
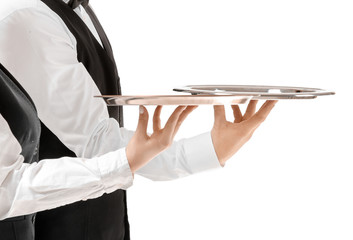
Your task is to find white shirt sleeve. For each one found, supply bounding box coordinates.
[0,2,221,184]
[0,114,133,220]
[119,128,221,181]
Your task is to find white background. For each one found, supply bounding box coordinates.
[94,1,353,239]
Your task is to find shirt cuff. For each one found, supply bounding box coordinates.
[97,148,134,192]
[183,132,222,174]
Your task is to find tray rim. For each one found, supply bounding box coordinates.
[95,94,251,106]
[173,84,335,97]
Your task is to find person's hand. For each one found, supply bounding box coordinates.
[126,105,197,173]
[211,100,277,166]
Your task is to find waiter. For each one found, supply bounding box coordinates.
[0,0,276,240]
[0,62,196,239]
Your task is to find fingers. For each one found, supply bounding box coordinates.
[213,105,226,126]
[177,106,198,124]
[136,105,149,134]
[231,105,242,123]
[172,105,198,137]
[163,106,187,135]
[246,100,277,129]
[153,105,162,132]
[243,100,258,120]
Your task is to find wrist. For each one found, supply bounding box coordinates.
[211,128,226,166]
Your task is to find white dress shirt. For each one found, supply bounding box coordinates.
[0,0,221,219]
[0,114,132,220]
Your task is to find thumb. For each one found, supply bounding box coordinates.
[136,105,149,134]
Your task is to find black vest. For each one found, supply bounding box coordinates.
[35,1,129,240]
[0,63,41,240]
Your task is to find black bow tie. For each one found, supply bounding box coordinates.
[68,0,89,9]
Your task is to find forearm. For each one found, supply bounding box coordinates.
[0,148,133,220]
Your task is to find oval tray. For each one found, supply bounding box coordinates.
[173,85,335,99]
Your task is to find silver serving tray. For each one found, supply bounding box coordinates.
[173,85,335,99]
[97,95,250,106]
